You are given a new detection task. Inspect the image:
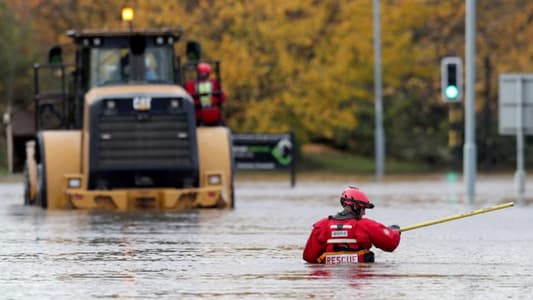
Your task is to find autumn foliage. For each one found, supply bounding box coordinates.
[1,0,533,167]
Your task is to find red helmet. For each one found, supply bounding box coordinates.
[340,186,374,209]
[197,63,211,75]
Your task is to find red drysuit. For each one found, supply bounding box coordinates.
[303,212,401,263]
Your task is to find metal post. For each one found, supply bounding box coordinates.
[33,64,40,132]
[373,0,385,181]
[515,78,525,203]
[5,45,15,173]
[5,113,13,173]
[290,130,296,188]
[464,0,477,204]
[61,64,67,128]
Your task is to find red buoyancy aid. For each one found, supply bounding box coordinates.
[184,79,226,125]
[303,214,400,263]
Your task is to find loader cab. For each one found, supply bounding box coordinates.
[71,31,179,88]
[30,29,184,133]
[62,29,182,128]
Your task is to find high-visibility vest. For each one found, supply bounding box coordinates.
[197,81,213,107]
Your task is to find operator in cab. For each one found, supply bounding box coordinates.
[303,186,401,264]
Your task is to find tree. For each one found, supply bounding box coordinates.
[2,0,533,169]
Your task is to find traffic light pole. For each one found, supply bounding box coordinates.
[464,0,477,205]
[449,103,462,171]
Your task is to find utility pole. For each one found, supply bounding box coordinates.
[373,0,385,181]
[464,0,477,204]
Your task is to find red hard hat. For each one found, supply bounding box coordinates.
[197,63,211,75]
[340,186,374,209]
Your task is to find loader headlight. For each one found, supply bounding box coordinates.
[68,178,81,188]
[106,100,116,110]
[103,100,117,116]
[155,36,165,45]
[170,99,179,108]
[3,112,10,124]
[207,174,222,185]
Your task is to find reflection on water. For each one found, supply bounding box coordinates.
[0,176,532,299]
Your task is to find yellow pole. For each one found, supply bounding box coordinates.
[400,202,514,233]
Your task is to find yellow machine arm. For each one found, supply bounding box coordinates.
[400,202,514,233]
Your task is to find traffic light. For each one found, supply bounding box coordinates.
[441,56,463,102]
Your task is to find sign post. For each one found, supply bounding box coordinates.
[499,74,533,203]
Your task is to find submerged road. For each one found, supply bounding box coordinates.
[0,175,532,299]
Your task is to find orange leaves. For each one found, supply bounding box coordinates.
[3,0,533,149]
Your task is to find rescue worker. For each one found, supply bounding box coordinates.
[184,62,226,125]
[303,186,401,264]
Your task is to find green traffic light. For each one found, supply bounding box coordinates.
[445,85,459,99]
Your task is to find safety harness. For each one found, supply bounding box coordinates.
[317,211,375,263]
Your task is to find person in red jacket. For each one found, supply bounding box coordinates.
[184,62,226,126]
[303,186,401,264]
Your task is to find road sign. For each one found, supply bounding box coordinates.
[232,132,296,186]
[499,73,533,203]
[499,74,533,135]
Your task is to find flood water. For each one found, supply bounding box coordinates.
[1,175,532,299]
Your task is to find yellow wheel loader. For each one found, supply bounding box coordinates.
[20,28,234,211]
